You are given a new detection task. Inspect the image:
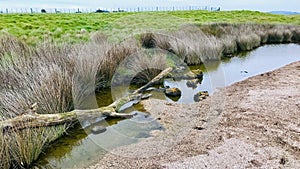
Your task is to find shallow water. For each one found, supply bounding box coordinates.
[166,44,300,103]
[36,44,300,168]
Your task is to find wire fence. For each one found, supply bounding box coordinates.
[0,6,220,14]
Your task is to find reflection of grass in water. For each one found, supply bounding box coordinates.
[189,61,221,72]
[236,50,252,58]
[35,116,126,168]
[96,89,114,107]
[36,124,87,163]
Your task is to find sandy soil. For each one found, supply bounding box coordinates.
[88,61,300,169]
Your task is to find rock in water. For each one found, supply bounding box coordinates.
[172,69,203,80]
[194,91,209,102]
[165,87,182,97]
[186,79,200,89]
[91,126,107,134]
[191,69,203,79]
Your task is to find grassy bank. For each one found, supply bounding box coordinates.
[0,10,300,44]
[1,10,300,168]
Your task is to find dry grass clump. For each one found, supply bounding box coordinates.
[0,40,76,168]
[0,43,75,118]
[172,26,223,64]
[140,32,157,48]
[146,25,223,65]
[0,126,67,169]
[291,27,300,42]
[102,38,140,83]
[138,23,300,64]
[267,28,284,43]
[221,35,238,55]
[111,48,172,87]
[138,23,300,65]
[128,49,170,83]
[0,34,30,59]
[237,33,261,51]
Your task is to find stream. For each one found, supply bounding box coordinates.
[35,44,300,168]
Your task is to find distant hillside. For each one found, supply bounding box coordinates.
[269,11,300,15]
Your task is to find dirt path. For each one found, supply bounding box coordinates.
[88,61,300,169]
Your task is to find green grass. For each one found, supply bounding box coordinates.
[1,10,300,44]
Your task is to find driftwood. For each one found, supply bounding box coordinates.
[1,67,173,133]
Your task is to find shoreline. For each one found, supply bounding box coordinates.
[88,61,300,168]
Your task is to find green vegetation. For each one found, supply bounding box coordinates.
[1,10,300,168]
[0,10,300,44]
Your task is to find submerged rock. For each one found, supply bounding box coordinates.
[141,93,152,100]
[194,91,209,102]
[145,87,157,92]
[146,87,166,92]
[186,79,200,89]
[91,126,107,134]
[165,87,182,97]
[173,65,188,73]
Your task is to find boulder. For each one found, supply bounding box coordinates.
[171,69,203,80]
[191,69,204,79]
[165,87,182,97]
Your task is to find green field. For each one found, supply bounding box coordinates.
[1,10,300,44]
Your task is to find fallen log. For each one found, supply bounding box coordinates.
[0,67,173,133]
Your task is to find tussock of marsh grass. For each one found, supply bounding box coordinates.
[0,125,67,169]
[0,34,30,58]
